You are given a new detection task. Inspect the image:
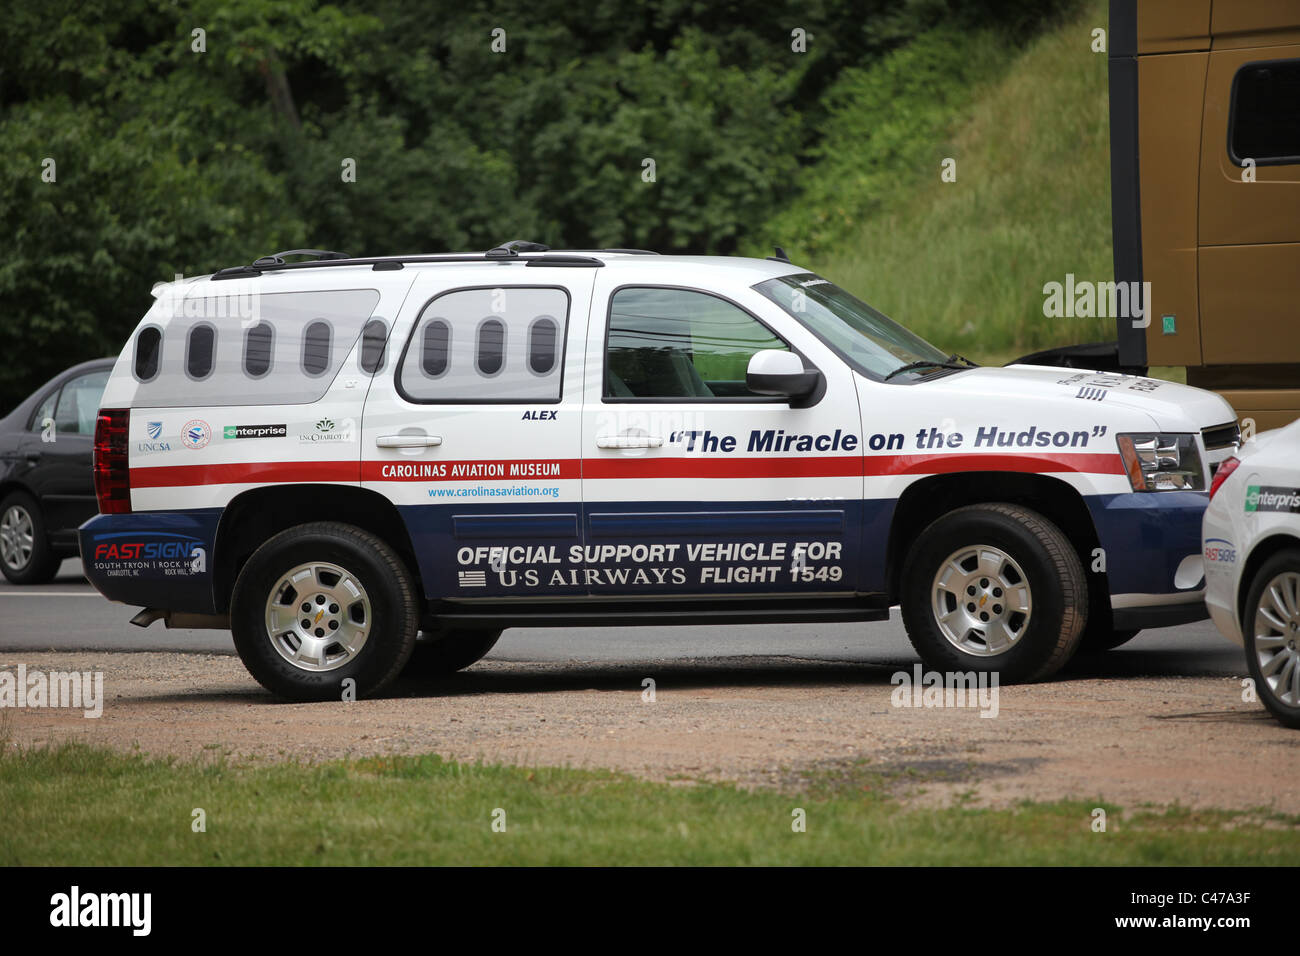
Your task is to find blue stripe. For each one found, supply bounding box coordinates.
[453,513,579,539]
[589,509,844,537]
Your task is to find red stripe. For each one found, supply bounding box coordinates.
[132,461,357,488]
[863,452,1125,477]
[582,455,863,480]
[131,451,1123,489]
[360,460,581,482]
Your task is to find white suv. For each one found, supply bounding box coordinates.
[1203,418,1300,727]
[82,244,1239,700]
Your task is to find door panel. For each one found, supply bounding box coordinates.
[580,278,864,598]
[1197,44,1300,368]
[1138,50,1207,368]
[361,270,594,600]
[1199,45,1300,247]
[22,369,107,541]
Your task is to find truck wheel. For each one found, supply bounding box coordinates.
[1241,549,1300,729]
[403,627,503,677]
[0,491,61,585]
[230,522,419,701]
[900,503,1087,683]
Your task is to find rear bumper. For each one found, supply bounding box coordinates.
[78,510,221,614]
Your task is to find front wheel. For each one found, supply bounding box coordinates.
[1241,549,1300,729]
[900,503,1087,683]
[230,522,419,701]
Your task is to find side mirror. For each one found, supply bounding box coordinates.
[746,349,821,400]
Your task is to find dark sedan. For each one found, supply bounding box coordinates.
[0,358,115,583]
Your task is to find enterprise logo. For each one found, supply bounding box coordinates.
[223,423,287,439]
[1245,485,1300,514]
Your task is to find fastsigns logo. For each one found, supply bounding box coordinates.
[1203,538,1236,564]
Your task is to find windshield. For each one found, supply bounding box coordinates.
[753,273,952,381]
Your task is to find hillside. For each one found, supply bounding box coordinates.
[755,0,1113,364]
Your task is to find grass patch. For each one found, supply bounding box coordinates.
[1,741,1295,865]
[753,0,1116,363]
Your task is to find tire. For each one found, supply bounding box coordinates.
[229,522,419,701]
[403,627,503,677]
[1241,548,1300,729]
[1078,626,1141,653]
[900,503,1088,683]
[0,490,61,585]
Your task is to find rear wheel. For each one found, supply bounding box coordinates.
[403,627,503,677]
[0,491,60,585]
[900,503,1087,683]
[230,522,419,701]
[1242,549,1300,729]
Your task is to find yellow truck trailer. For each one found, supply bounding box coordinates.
[1108,0,1300,430]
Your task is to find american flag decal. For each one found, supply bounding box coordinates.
[458,571,487,587]
[1075,386,1107,401]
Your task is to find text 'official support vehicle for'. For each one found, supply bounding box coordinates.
[81,244,1239,699]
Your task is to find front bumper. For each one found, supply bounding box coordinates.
[1202,488,1245,646]
[1086,491,1209,627]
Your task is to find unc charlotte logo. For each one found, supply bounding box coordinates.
[182,419,211,449]
[300,417,352,443]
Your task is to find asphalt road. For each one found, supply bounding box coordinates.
[0,558,1246,678]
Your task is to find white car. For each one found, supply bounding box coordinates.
[80,244,1239,700]
[1203,418,1300,727]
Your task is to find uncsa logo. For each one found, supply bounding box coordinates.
[137,420,172,452]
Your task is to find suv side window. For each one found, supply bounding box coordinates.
[398,287,568,403]
[605,287,790,400]
[52,369,109,435]
[129,289,381,407]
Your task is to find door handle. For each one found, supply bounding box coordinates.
[375,435,443,448]
[596,434,664,449]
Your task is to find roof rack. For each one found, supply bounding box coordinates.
[486,240,550,257]
[211,243,604,280]
[252,249,351,266]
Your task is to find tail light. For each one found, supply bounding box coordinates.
[1208,455,1240,501]
[94,409,131,514]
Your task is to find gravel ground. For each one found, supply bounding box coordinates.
[3,650,1298,813]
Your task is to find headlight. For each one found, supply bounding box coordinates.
[1116,433,1205,492]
